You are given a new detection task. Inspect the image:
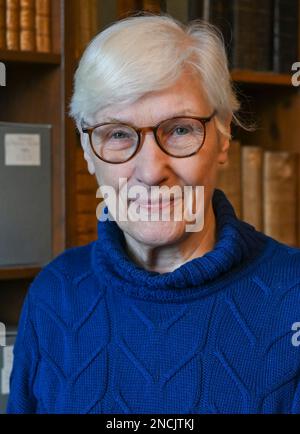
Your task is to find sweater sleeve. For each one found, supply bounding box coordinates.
[6,289,39,414]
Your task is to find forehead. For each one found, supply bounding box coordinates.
[93,71,210,125]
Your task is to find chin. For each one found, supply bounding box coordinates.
[122,220,187,247]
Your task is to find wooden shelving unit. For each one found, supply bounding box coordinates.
[0,0,73,324]
[0,49,61,64]
[231,69,293,86]
[0,267,42,281]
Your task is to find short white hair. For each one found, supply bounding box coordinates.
[69,12,242,138]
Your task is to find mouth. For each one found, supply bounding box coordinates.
[130,196,182,211]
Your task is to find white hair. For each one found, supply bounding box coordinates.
[69,12,243,138]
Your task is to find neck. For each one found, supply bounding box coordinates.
[123,201,217,274]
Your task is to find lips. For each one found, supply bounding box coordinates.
[131,196,181,210]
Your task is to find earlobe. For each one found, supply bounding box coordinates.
[84,151,96,175]
[80,131,96,175]
[218,137,230,165]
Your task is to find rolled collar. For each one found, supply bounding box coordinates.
[92,188,271,302]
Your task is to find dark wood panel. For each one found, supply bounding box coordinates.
[0,280,31,326]
[0,267,41,281]
[0,50,61,64]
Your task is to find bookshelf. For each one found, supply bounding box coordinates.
[0,0,72,324]
[0,49,61,63]
[0,0,300,326]
[0,266,41,280]
[231,69,293,86]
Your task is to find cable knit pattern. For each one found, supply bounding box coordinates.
[7,188,300,414]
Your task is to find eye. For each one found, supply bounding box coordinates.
[110,130,132,139]
[170,123,194,136]
[173,126,190,135]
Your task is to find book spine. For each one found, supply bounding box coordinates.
[77,0,98,55]
[35,0,50,52]
[187,0,203,20]
[142,0,161,13]
[6,0,20,50]
[216,140,242,218]
[241,146,263,231]
[202,0,210,21]
[273,0,299,73]
[263,150,298,247]
[273,0,280,72]
[209,0,233,64]
[0,0,6,49]
[20,0,35,51]
[232,0,272,71]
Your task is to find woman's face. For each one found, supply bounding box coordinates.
[81,69,230,247]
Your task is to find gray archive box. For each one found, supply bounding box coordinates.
[0,122,52,266]
[0,326,17,414]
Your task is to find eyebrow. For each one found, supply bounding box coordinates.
[102,110,198,126]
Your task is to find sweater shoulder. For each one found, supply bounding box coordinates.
[258,235,300,286]
[47,241,95,280]
[246,235,300,315]
[26,241,102,316]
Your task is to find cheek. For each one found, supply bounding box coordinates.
[93,160,133,188]
[173,143,219,188]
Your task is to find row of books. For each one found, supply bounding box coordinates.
[0,326,17,414]
[0,0,51,52]
[217,141,300,248]
[188,0,299,73]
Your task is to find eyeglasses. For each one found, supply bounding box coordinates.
[81,110,216,164]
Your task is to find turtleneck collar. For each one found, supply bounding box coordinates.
[91,188,272,302]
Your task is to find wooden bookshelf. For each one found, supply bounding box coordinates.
[0,0,72,324]
[231,69,293,86]
[0,49,61,64]
[0,267,42,281]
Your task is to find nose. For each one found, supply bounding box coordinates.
[133,129,170,186]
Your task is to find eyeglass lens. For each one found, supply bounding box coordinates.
[90,117,205,163]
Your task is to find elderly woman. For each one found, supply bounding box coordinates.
[7,13,300,414]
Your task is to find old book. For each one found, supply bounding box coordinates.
[35,0,51,52]
[241,146,263,231]
[142,0,162,13]
[77,0,98,56]
[20,0,35,51]
[6,0,20,50]
[273,0,299,73]
[216,140,241,218]
[0,0,5,49]
[117,0,140,18]
[231,0,272,71]
[0,326,18,414]
[210,0,233,63]
[263,150,298,247]
[188,1,233,64]
[188,0,203,20]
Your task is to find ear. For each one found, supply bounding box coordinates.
[217,116,232,166]
[217,135,230,165]
[79,129,96,175]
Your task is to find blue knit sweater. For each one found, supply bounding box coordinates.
[7,188,300,414]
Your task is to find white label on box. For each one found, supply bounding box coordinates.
[4,134,41,166]
[1,345,13,395]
